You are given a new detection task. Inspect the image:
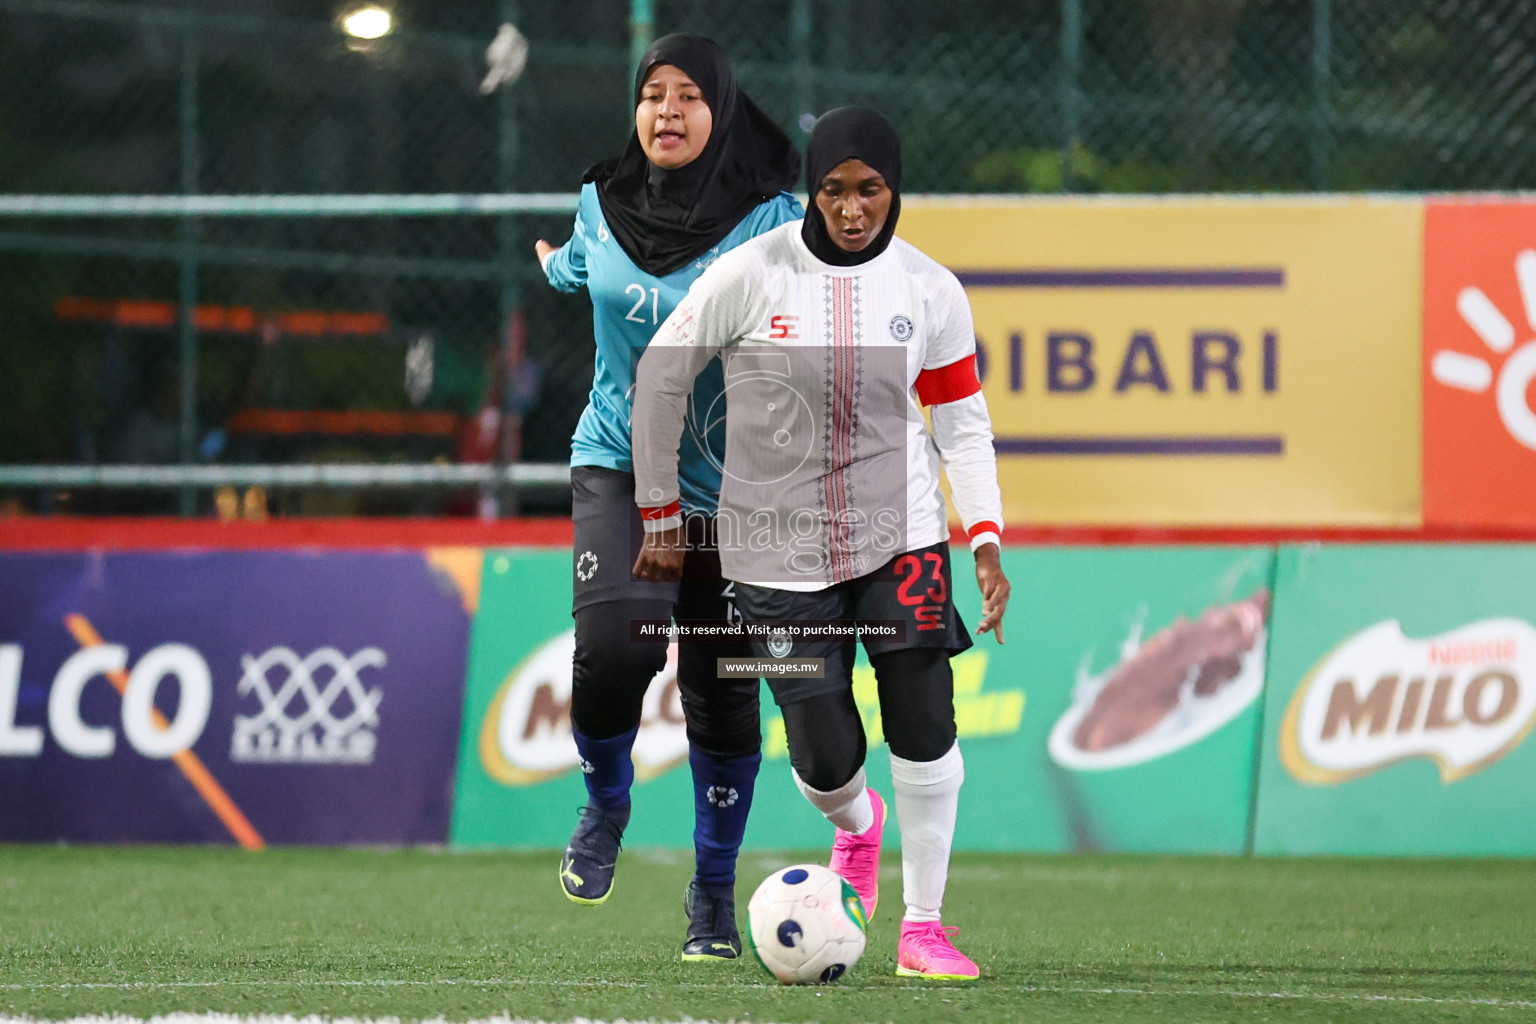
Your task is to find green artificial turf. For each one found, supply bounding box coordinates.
[1,845,1532,1023]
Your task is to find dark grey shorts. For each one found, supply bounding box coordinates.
[571,465,726,613]
[734,540,972,704]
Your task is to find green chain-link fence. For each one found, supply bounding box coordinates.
[1,0,1532,515]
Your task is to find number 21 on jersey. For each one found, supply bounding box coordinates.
[624,283,660,325]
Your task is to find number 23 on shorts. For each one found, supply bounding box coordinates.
[895,552,947,631]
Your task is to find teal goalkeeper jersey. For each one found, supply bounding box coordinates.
[544,184,803,513]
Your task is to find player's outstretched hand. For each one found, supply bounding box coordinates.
[974,543,1009,644]
[534,239,558,268]
[633,525,686,583]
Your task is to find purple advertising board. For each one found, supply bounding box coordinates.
[0,550,476,845]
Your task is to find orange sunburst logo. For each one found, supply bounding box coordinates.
[1423,201,1536,526]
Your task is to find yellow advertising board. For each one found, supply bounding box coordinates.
[900,196,1423,526]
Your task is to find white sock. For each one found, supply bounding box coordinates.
[792,766,874,835]
[890,742,964,924]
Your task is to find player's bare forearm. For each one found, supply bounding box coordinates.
[632,525,686,582]
[974,542,1009,644]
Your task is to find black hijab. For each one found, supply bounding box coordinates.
[801,106,902,267]
[584,34,800,277]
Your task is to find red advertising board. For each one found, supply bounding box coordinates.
[1423,199,1536,527]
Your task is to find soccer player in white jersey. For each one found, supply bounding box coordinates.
[629,106,1009,980]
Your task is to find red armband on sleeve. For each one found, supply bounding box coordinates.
[915,354,982,406]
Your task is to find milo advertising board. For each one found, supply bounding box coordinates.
[1254,545,1536,856]
[449,547,832,850]
[448,547,1027,851]
[451,544,1272,855]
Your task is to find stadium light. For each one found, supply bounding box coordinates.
[339,3,394,40]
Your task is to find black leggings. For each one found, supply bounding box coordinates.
[780,647,957,792]
[571,594,761,760]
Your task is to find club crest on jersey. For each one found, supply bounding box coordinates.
[889,315,914,343]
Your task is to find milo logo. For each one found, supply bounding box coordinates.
[477,630,687,785]
[1281,618,1536,785]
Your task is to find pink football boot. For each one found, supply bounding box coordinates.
[896,920,980,980]
[828,788,885,918]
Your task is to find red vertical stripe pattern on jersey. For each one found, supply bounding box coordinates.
[824,275,859,583]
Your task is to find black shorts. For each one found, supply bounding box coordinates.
[735,540,972,704]
[571,465,725,612]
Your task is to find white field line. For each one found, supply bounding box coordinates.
[1,980,1534,1011]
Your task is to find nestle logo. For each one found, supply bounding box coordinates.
[1428,637,1518,667]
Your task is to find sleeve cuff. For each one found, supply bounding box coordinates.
[640,500,682,534]
[967,520,1001,552]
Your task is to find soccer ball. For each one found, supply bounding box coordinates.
[745,863,868,984]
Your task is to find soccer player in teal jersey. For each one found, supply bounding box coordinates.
[534,34,802,961]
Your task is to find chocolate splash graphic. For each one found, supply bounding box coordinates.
[1073,589,1270,753]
